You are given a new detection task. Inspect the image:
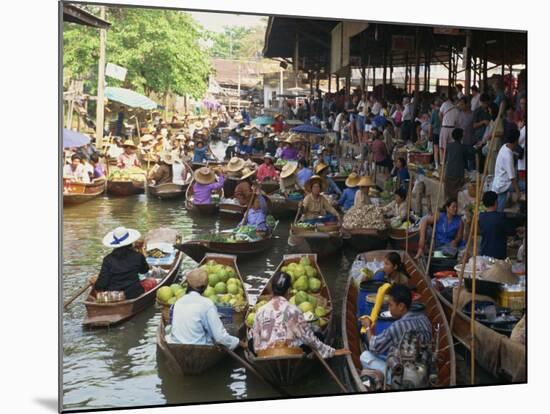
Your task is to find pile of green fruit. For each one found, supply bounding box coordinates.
[200,260,247,310]
[295,222,315,229]
[156,283,187,306]
[108,167,145,182]
[275,159,288,167]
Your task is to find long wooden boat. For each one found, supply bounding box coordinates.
[191,161,226,171]
[387,227,420,254]
[156,253,249,375]
[107,179,145,196]
[175,234,274,263]
[266,193,301,219]
[342,250,456,392]
[148,182,188,200]
[185,181,223,215]
[63,178,106,205]
[288,211,343,258]
[244,253,334,385]
[342,228,389,252]
[260,180,280,195]
[83,233,184,328]
[219,201,246,219]
[419,260,526,382]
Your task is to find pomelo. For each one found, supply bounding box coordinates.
[170,284,183,295]
[167,296,177,305]
[294,276,309,291]
[308,277,322,293]
[305,266,317,278]
[307,294,318,308]
[227,283,239,295]
[299,256,311,267]
[157,286,173,303]
[315,306,328,317]
[215,282,227,294]
[208,272,220,287]
[295,291,309,305]
[208,294,219,304]
[246,312,256,328]
[298,302,313,313]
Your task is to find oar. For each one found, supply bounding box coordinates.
[240,182,258,226]
[64,281,93,310]
[217,344,291,397]
[311,348,350,393]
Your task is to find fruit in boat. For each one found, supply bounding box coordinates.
[308,277,322,293]
[208,294,219,304]
[298,302,313,313]
[315,306,328,317]
[214,282,227,294]
[227,283,239,295]
[299,256,311,267]
[295,291,309,305]
[167,296,177,305]
[246,312,256,328]
[157,286,173,303]
[208,273,220,287]
[203,286,216,297]
[294,276,309,291]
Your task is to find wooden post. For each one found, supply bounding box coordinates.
[414,28,421,108]
[483,43,488,92]
[336,74,340,92]
[389,51,394,86]
[328,73,332,93]
[361,65,366,92]
[404,52,409,94]
[465,30,472,95]
[470,173,481,385]
[382,49,387,99]
[372,66,376,92]
[448,43,453,98]
[473,57,477,87]
[95,6,107,151]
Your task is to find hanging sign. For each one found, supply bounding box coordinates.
[105,63,127,81]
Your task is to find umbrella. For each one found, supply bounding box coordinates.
[290,124,326,134]
[63,128,90,148]
[251,116,275,126]
[104,87,158,110]
[285,119,304,126]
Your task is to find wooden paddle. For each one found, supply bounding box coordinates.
[311,348,350,393]
[64,281,93,310]
[240,182,258,226]
[217,344,291,397]
[405,176,414,253]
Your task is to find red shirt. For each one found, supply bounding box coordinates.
[273,120,283,133]
[370,139,388,162]
[257,163,279,182]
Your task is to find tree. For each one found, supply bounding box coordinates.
[63,7,212,99]
[207,26,251,59]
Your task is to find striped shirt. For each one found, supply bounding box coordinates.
[369,311,432,355]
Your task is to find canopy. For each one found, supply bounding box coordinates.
[290,124,325,134]
[104,87,158,110]
[251,116,275,126]
[63,128,90,148]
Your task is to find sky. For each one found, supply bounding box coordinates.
[189,11,266,32]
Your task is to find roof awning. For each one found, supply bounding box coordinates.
[104,87,159,110]
[63,4,111,29]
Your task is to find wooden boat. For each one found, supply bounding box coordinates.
[63,178,105,205]
[288,211,343,258]
[82,234,184,328]
[260,179,280,195]
[175,234,274,263]
[184,181,223,215]
[388,227,420,255]
[156,253,249,375]
[244,253,334,385]
[107,179,145,196]
[342,228,389,252]
[219,201,246,219]
[191,161,226,171]
[265,193,301,219]
[148,182,189,200]
[342,250,456,392]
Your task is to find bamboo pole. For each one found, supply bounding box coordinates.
[470,173,481,385]
[405,176,414,253]
[424,147,446,275]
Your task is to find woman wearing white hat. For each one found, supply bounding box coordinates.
[87,227,154,300]
[117,140,141,169]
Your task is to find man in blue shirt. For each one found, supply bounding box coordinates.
[338,173,360,211]
[478,191,516,259]
[296,159,313,189]
[316,162,343,197]
[168,269,246,350]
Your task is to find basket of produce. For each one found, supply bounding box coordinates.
[291,222,317,234]
[342,205,388,231]
[156,283,187,322]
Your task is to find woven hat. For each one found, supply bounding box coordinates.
[240,167,256,180]
[264,153,274,160]
[280,162,298,178]
[140,134,154,143]
[255,132,264,139]
[304,175,328,193]
[186,269,208,289]
[243,125,253,131]
[122,139,137,149]
[345,172,361,188]
[188,141,195,148]
[358,176,375,187]
[314,162,329,175]
[194,121,203,129]
[226,157,245,172]
[194,167,217,185]
[175,134,186,141]
[269,133,277,138]
[160,151,175,165]
[102,226,141,248]
[481,261,519,284]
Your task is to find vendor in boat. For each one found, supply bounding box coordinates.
[106,136,124,160]
[225,156,246,179]
[193,140,210,164]
[354,176,376,208]
[167,268,246,350]
[301,175,341,224]
[63,154,90,183]
[266,133,278,156]
[250,272,349,358]
[171,135,187,160]
[359,284,432,382]
[90,154,105,179]
[256,154,279,182]
[315,162,342,197]
[415,197,464,259]
[251,132,265,154]
[87,227,157,300]
[281,139,299,161]
[240,188,269,235]
[279,163,301,196]
[338,173,360,212]
[138,134,155,159]
[390,157,410,191]
[148,152,174,186]
[234,168,256,206]
[117,140,141,169]
[296,159,314,189]
[192,166,224,205]
[381,188,408,223]
[372,252,411,285]
[479,191,518,260]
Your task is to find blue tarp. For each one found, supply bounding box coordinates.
[251,116,275,126]
[290,124,325,134]
[63,128,90,148]
[104,87,159,110]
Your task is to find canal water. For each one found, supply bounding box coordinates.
[62,194,357,411]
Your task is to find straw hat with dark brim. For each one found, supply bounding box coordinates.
[315,162,329,175]
[226,157,245,172]
[358,176,376,187]
[140,134,155,143]
[304,175,328,193]
[345,173,361,188]
[255,132,264,139]
[481,261,519,285]
[240,168,256,180]
[160,152,175,165]
[194,167,217,185]
[280,162,298,179]
[122,140,138,148]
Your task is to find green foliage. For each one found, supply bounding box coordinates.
[63,7,211,99]
[207,26,252,59]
